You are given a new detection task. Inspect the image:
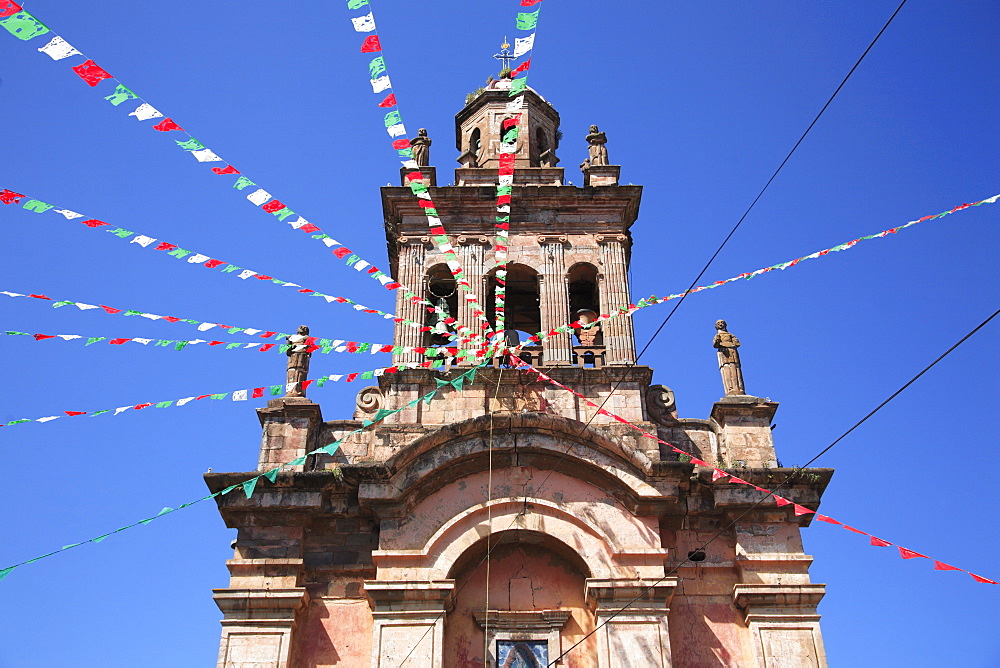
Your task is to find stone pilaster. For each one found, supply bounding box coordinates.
[733,584,828,667]
[393,239,427,366]
[539,236,571,364]
[597,235,636,364]
[586,578,678,667]
[214,584,309,668]
[364,580,454,667]
[255,399,323,472]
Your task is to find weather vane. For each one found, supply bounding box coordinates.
[493,37,514,71]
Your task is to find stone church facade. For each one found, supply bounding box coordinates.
[206,79,831,667]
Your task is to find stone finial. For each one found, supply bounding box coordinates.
[285,325,312,397]
[585,124,609,166]
[575,309,600,346]
[411,128,432,166]
[713,319,745,396]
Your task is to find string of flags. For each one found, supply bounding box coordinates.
[0,3,432,307]
[0,357,471,429]
[505,193,1000,352]
[1,327,454,359]
[509,356,997,586]
[342,0,494,343]
[0,363,488,583]
[493,0,541,334]
[0,189,439,336]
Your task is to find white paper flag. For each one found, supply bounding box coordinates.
[36,416,61,423]
[244,329,261,336]
[191,149,223,163]
[354,260,370,271]
[187,253,211,264]
[286,382,298,393]
[132,338,152,345]
[139,313,162,321]
[238,270,258,280]
[129,103,163,121]
[498,175,514,186]
[401,159,419,169]
[176,397,195,406]
[246,189,272,205]
[197,323,217,332]
[37,36,81,61]
[370,75,392,93]
[53,209,84,220]
[243,343,261,349]
[351,12,376,32]
[57,335,82,341]
[287,216,308,229]
[505,97,524,112]
[114,406,131,415]
[386,123,407,138]
[512,34,535,57]
[232,390,248,402]
[130,235,157,248]
[75,303,98,310]
[1,291,24,297]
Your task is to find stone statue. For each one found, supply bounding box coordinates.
[585,124,609,166]
[285,325,312,397]
[575,309,601,346]
[411,128,432,167]
[713,319,745,396]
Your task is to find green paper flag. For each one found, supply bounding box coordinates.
[103,84,137,106]
[0,566,15,582]
[423,391,436,406]
[435,377,451,389]
[175,137,205,151]
[369,56,386,79]
[157,507,174,516]
[288,456,307,466]
[92,533,112,543]
[516,10,539,30]
[270,385,283,396]
[362,419,374,427]
[450,376,466,392]
[91,410,110,417]
[0,11,50,41]
[62,542,83,550]
[210,393,228,400]
[218,484,239,496]
[347,0,369,8]
[174,341,188,351]
[242,477,259,499]
[384,110,402,127]
[155,401,173,408]
[373,408,394,422]
[509,78,528,96]
[51,301,73,308]
[86,337,106,346]
[263,468,279,483]
[320,442,340,455]
[226,343,241,349]
[108,227,133,238]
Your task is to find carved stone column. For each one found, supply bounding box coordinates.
[394,239,427,366]
[597,235,637,364]
[457,236,488,350]
[255,400,322,472]
[214,583,309,668]
[586,578,678,667]
[539,236,571,364]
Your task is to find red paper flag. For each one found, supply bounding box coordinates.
[259,344,275,352]
[134,403,154,410]
[345,373,359,382]
[392,138,411,149]
[212,165,240,175]
[196,395,211,400]
[378,94,397,108]
[100,305,122,314]
[711,469,728,482]
[32,334,55,341]
[0,189,25,204]
[934,561,962,571]
[108,338,129,345]
[161,317,180,323]
[204,259,225,268]
[261,199,285,213]
[793,504,815,516]
[728,477,750,485]
[152,118,183,132]
[64,411,86,416]
[521,0,543,5]
[80,219,109,228]
[843,525,869,535]
[302,380,314,390]
[773,496,792,507]
[816,514,841,525]
[0,2,24,19]
[208,341,224,346]
[360,35,382,52]
[155,243,177,251]
[689,458,708,467]
[299,223,320,233]
[251,387,264,398]
[71,60,113,87]
[28,294,51,300]
[512,59,531,75]
[332,247,353,259]
[502,117,521,130]
[969,573,998,584]
[261,331,276,338]
[869,536,892,547]
[897,547,928,560]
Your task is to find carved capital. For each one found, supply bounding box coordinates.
[356,386,384,414]
[646,384,677,423]
[596,234,627,244]
[537,234,568,245]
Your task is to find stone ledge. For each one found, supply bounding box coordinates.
[733,583,826,610]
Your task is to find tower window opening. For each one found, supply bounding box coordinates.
[487,263,541,345]
[469,128,481,160]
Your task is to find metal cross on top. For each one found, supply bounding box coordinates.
[493,37,514,71]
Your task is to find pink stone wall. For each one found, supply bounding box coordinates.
[296,598,373,667]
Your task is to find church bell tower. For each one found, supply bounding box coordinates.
[206,77,832,667]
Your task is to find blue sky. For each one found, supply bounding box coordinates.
[0,1,997,665]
